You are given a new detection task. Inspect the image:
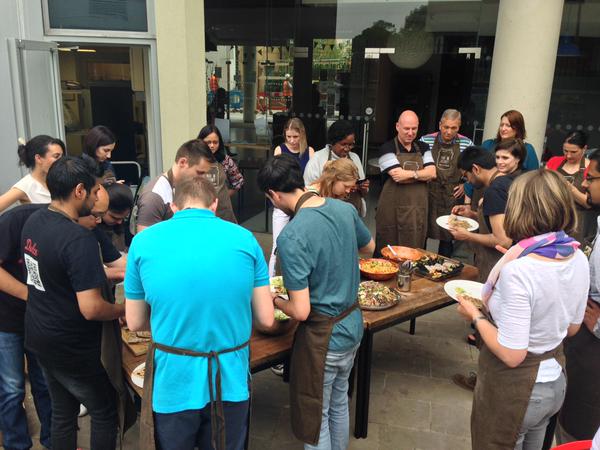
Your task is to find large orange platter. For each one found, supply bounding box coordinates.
[381,246,424,262]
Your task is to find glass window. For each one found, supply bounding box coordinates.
[47,0,148,32]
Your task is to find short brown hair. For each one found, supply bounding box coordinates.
[315,158,359,198]
[495,139,527,169]
[173,177,217,209]
[496,110,526,141]
[175,139,215,166]
[504,169,576,241]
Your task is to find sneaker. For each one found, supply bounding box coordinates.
[271,364,284,377]
[452,372,477,391]
[78,404,88,417]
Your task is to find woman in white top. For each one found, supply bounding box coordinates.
[0,135,64,213]
[456,169,589,450]
[269,118,315,277]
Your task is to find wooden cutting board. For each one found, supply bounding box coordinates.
[121,328,150,356]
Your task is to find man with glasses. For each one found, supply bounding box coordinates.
[98,182,134,251]
[303,120,369,216]
[557,151,600,443]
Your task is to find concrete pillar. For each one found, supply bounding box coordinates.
[154,0,206,168]
[483,0,564,157]
[242,46,257,124]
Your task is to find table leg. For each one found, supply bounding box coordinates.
[354,330,373,439]
[409,318,416,335]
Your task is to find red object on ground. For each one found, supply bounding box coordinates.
[551,440,593,450]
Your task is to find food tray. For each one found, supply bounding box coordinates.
[413,253,464,281]
[359,289,402,311]
[359,258,399,281]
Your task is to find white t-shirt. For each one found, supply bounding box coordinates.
[592,426,600,450]
[12,174,50,204]
[488,251,589,382]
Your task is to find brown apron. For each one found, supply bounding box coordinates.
[558,325,600,440]
[557,158,598,246]
[472,343,565,450]
[375,139,428,252]
[328,148,363,215]
[140,339,250,450]
[210,163,237,223]
[289,302,360,444]
[473,172,504,282]
[428,138,462,241]
[99,282,137,448]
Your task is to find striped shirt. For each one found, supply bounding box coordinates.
[419,132,473,153]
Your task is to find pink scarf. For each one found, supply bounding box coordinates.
[481,231,579,303]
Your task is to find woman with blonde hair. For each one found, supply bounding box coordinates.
[456,169,589,450]
[309,158,359,200]
[269,118,315,278]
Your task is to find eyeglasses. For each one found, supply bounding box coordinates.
[584,175,600,183]
[338,142,355,150]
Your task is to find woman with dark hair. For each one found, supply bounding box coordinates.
[495,138,527,176]
[303,119,368,217]
[546,131,597,245]
[464,110,540,210]
[197,125,244,196]
[83,125,117,181]
[456,169,588,450]
[0,135,64,213]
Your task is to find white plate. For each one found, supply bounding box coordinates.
[436,215,479,232]
[270,276,288,300]
[444,279,484,302]
[131,362,145,388]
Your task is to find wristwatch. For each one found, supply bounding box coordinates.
[413,170,419,180]
[472,315,488,328]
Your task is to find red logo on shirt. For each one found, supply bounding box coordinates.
[24,239,38,257]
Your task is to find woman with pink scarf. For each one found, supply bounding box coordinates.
[456,169,589,450]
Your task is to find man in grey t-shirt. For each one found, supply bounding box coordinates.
[135,140,215,233]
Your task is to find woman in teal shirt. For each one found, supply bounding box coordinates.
[465,109,539,200]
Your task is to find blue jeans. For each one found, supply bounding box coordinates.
[154,400,250,450]
[41,362,118,450]
[0,331,52,450]
[305,345,359,450]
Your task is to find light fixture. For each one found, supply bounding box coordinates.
[77,48,96,53]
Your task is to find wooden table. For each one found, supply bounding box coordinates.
[353,264,479,438]
[122,264,478,439]
[122,325,298,398]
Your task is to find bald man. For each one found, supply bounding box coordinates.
[376,110,436,253]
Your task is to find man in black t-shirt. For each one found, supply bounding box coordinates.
[0,203,52,450]
[23,157,125,450]
[448,146,513,281]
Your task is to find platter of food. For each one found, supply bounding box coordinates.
[436,215,478,232]
[270,276,288,299]
[131,362,145,388]
[444,280,484,309]
[381,246,424,262]
[358,281,401,311]
[414,254,464,281]
[121,328,151,356]
[274,309,290,322]
[359,258,399,281]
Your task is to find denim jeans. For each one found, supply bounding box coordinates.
[305,345,359,450]
[0,331,52,450]
[41,362,118,450]
[154,400,250,450]
[515,372,567,450]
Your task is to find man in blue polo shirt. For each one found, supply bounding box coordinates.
[125,177,274,450]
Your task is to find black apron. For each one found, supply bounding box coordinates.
[428,138,462,241]
[375,139,428,252]
[558,325,600,440]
